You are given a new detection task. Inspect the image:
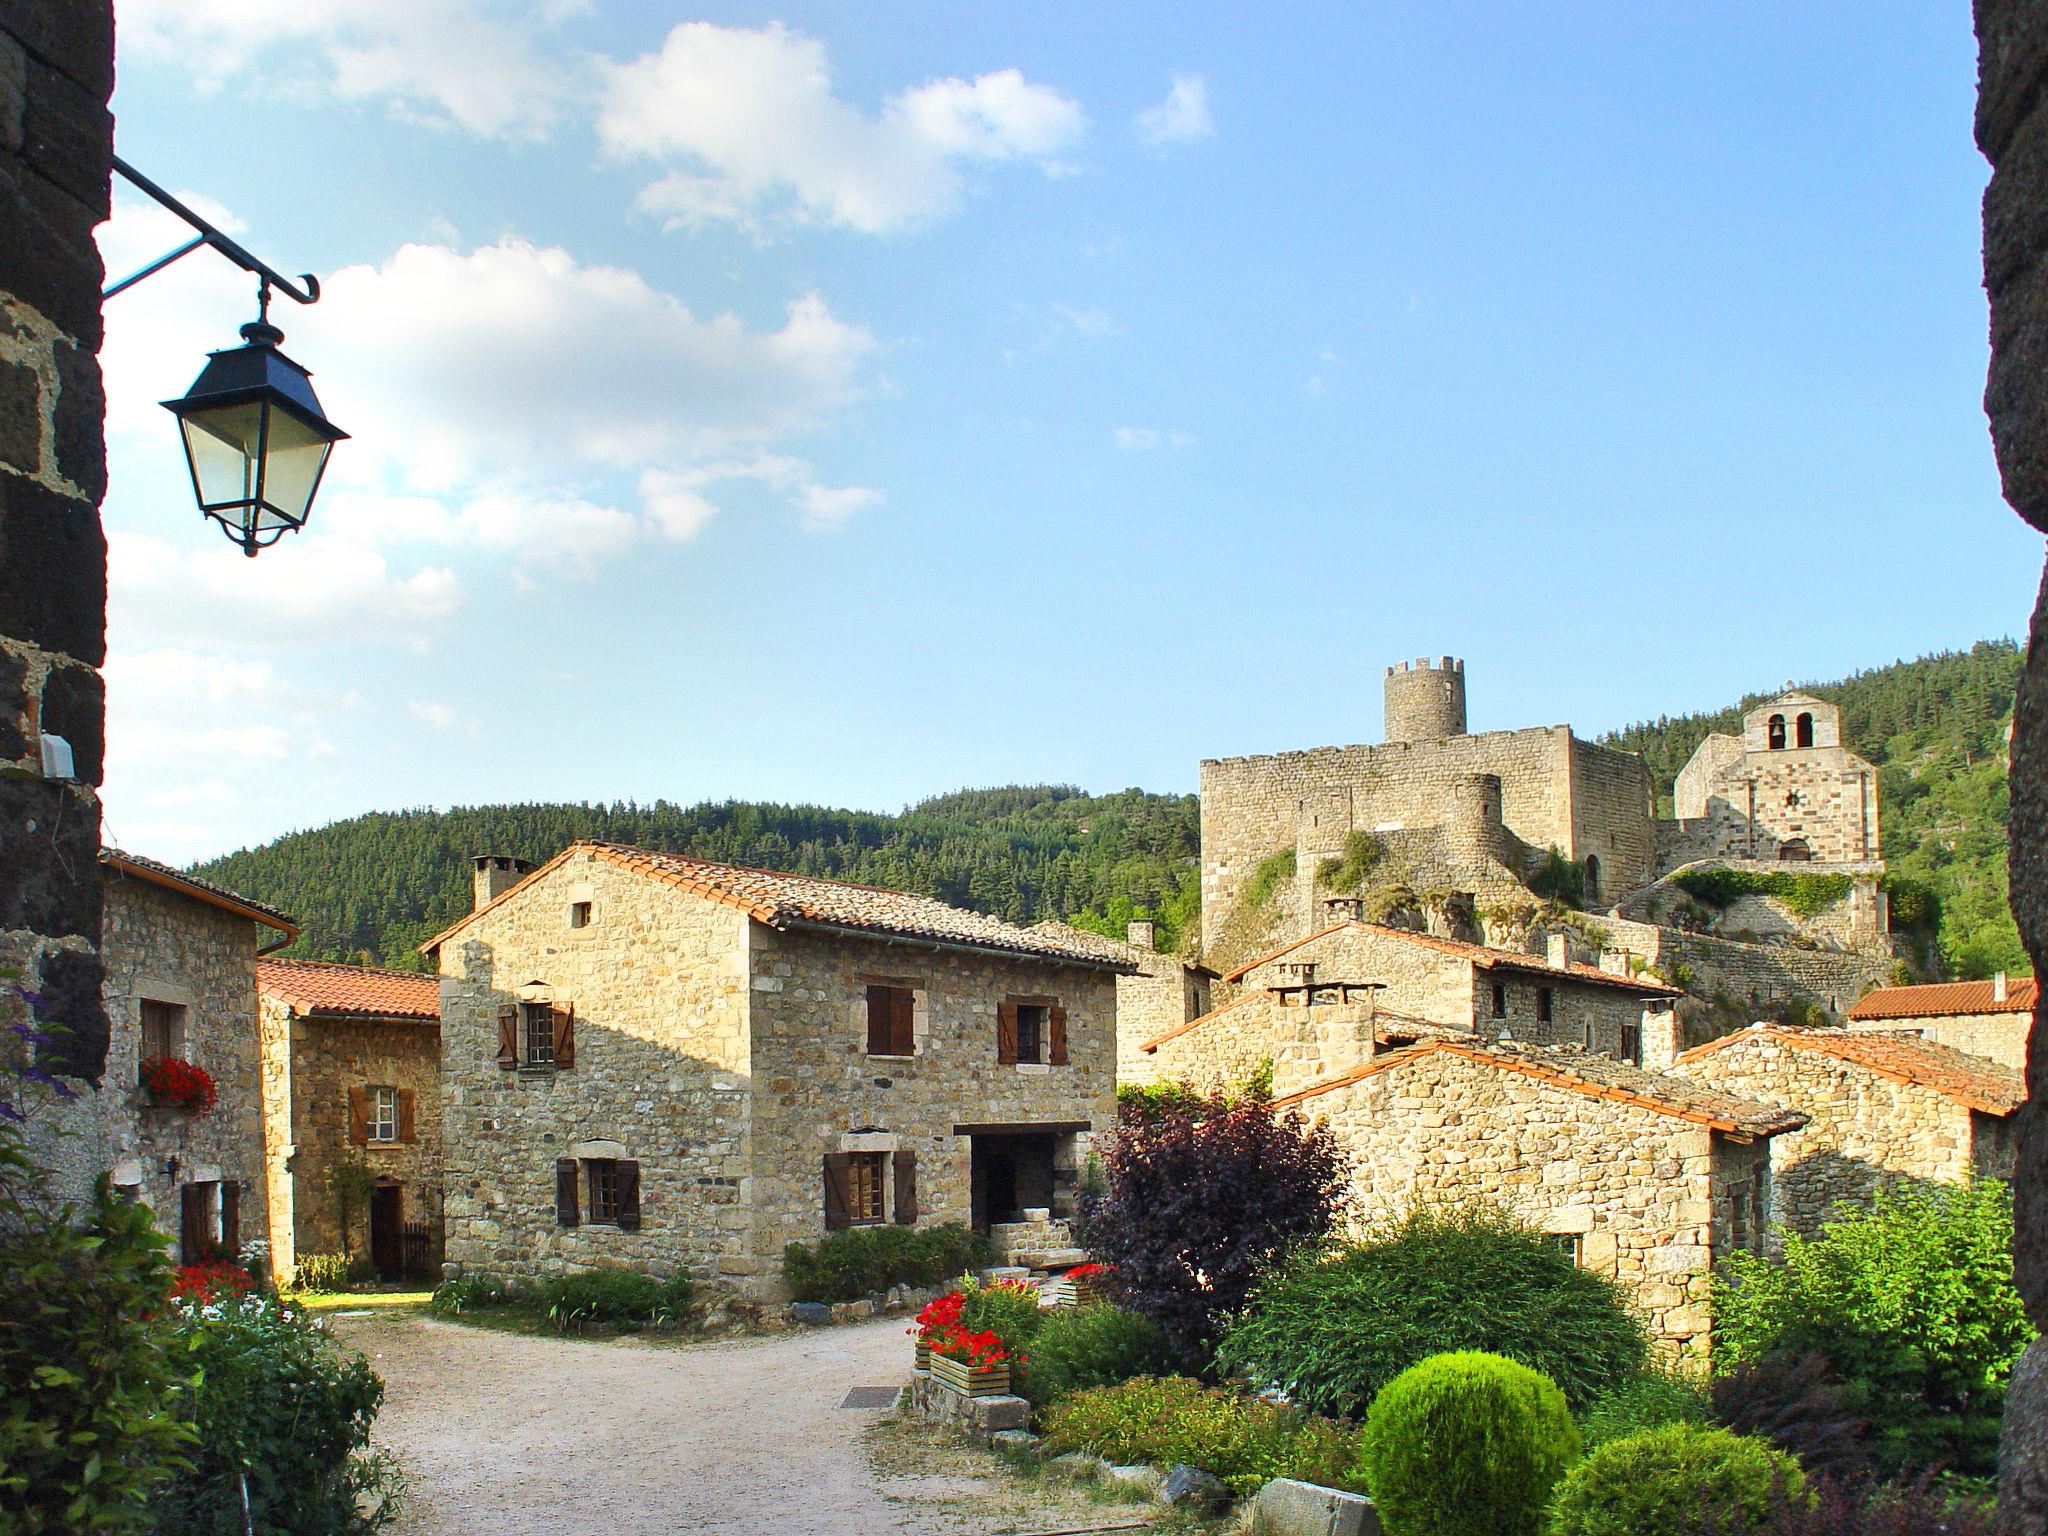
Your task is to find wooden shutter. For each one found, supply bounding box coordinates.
[617,1160,641,1232]
[996,1003,1019,1065]
[555,1158,580,1227]
[347,1086,370,1146]
[1047,1004,1069,1066]
[866,985,892,1055]
[220,1181,240,1256]
[496,1008,519,1069]
[822,1152,853,1231]
[396,1088,417,1144]
[181,1182,207,1262]
[892,989,916,1055]
[893,1150,918,1225]
[552,1002,576,1069]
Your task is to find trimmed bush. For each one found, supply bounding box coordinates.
[1018,1303,1177,1407]
[1044,1376,1360,1496]
[782,1222,990,1302]
[1358,1351,1577,1536]
[1579,1364,1711,1452]
[1219,1206,1647,1415]
[1548,1424,1805,1536]
[541,1270,692,1331]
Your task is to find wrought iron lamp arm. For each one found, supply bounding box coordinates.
[102,155,322,305]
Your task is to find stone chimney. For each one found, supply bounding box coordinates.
[473,854,534,911]
[1639,1005,1681,1071]
[1547,932,1570,969]
[1996,971,2010,1004]
[1126,920,1156,952]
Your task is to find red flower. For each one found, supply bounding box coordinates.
[1067,1263,1111,1281]
[170,1261,254,1305]
[141,1056,217,1116]
[929,1325,1016,1368]
[910,1290,966,1341]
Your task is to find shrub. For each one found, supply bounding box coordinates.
[1579,1363,1711,1452]
[1358,1351,1577,1536]
[1528,848,1585,907]
[148,1293,400,1535]
[429,1273,521,1316]
[540,1270,692,1330]
[1243,847,1298,909]
[293,1252,355,1293]
[782,1222,990,1302]
[1218,1206,1647,1415]
[1018,1303,1178,1407]
[1088,1090,1346,1357]
[958,1276,1042,1345]
[1708,1353,1869,1482]
[1721,1470,1994,1536]
[1549,1424,1805,1536]
[1713,1180,2027,1475]
[1042,1376,1360,1496]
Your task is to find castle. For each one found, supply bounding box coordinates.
[1199,657,1894,1021]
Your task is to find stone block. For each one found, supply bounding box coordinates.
[0,644,24,758]
[992,1428,1041,1458]
[0,778,100,939]
[967,1394,1029,1433]
[1978,0,2048,161]
[1252,1477,1382,1536]
[1160,1464,1230,1513]
[52,338,102,502]
[0,4,116,103]
[0,28,23,153]
[1988,259,2048,534]
[32,942,105,1082]
[1106,1464,1164,1494]
[0,354,35,470]
[0,471,104,661]
[19,51,110,217]
[0,153,104,346]
[788,1300,830,1325]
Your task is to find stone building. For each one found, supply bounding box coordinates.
[1672,1024,2025,1240]
[258,958,442,1283]
[1031,918,1213,1087]
[1272,1038,1802,1359]
[1843,973,2035,1070]
[22,851,296,1278]
[1666,692,1882,865]
[426,843,1127,1295]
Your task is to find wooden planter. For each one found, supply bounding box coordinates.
[1068,1276,1103,1307]
[914,1340,932,1371]
[929,1353,1010,1397]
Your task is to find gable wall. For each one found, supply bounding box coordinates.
[1845,1012,2027,1071]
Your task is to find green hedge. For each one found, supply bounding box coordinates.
[1042,1376,1362,1495]
[783,1223,991,1302]
[1547,1424,1803,1536]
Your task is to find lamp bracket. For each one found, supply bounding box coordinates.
[103,156,323,307]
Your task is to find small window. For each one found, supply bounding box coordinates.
[369,1085,399,1143]
[1620,1022,1642,1066]
[866,984,916,1056]
[139,998,182,1078]
[522,1002,555,1066]
[1548,1232,1583,1265]
[1584,854,1601,900]
[1015,1004,1047,1064]
[568,901,592,929]
[1581,1022,1595,1050]
[1490,983,1507,1019]
[587,1158,623,1225]
[846,1150,886,1225]
[1537,987,1554,1023]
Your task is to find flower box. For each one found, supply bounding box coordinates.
[914,1340,932,1371]
[929,1352,1010,1397]
[140,1056,217,1116]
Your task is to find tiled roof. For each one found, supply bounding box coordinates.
[1846,977,2036,1021]
[1274,1037,1805,1139]
[1030,920,1219,977]
[1679,1025,2025,1115]
[258,958,440,1021]
[101,849,297,938]
[1224,920,1681,997]
[425,842,1133,972]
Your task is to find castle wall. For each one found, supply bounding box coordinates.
[1571,743,1657,900]
[1593,913,1893,1017]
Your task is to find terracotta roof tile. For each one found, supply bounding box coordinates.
[1030,920,1218,976]
[101,848,296,936]
[1679,1025,2025,1115]
[426,842,1132,972]
[1846,977,2036,1021]
[1274,1037,1804,1139]
[258,958,440,1021]
[1224,920,1680,998]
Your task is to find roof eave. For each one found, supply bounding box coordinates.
[103,851,298,943]
[775,915,1137,974]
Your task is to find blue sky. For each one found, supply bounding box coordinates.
[97,2,2038,863]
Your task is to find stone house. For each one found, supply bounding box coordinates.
[1031,918,1214,1087]
[1271,1038,1803,1359]
[258,958,442,1283]
[23,850,296,1279]
[1843,974,2034,1070]
[425,842,1128,1295]
[1671,1024,2025,1239]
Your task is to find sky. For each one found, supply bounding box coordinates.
[96,1,2042,864]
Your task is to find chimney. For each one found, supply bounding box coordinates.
[1547,932,1570,969]
[1996,971,2009,1004]
[473,854,534,911]
[1125,920,1155,951]
[1640,1006,1681,1071]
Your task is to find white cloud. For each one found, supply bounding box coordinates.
[114,0,584,139]
[601,23,1085,234]
[1136,73,1214,147]
[1113,427,1196,450]
[408,698,457,728]
[1052,303,1124,339]
[799,484,883,528]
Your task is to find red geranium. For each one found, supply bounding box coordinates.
[908,1290,966,1341]
[1067,1263,1111,1281]
[141,1056,217,1115]
[170,1261,254,1305]
[928,1326,1014,1368]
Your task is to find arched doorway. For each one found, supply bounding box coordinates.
[1583,854,1601,901]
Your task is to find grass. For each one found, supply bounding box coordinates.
[287,1288,434,1312]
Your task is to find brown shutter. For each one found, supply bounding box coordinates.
[892,989,916,1055]
[893,1150,918,1225]
[497,1008,519,1069]
[181,1182,207,1262]
[347,1086,370,1146]
[1047,1004,1069,1066]
[221,1181,241,1256]
[823,1152,853,1231]
[866,985,892,1055]
[396,1088,417,1144]
[552,1002,576,1069]
[617,1160,641,1232]
[996,1003,1019,1065]
[555,1158,580,1227]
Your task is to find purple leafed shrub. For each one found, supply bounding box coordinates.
[1710,1351,1871,1482]
[1700,1472,1995,1536]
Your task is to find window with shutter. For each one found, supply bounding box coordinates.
[822,1152,853,1231]
[866,985,915,1056]
[616,1160,641,1233]
[845,1152,886,1225]
[996,1003,1019,1065]
[346,1085,370,1146]
[552,1002,576,1069]
[1013,1004,1048,1064]
[368,1085,398,1142]
[555,1158,580,1227]
[139,999,182,1079]
[587,1158,623,1224]
[396,1088,417,1144]
[522,1002,555,1066]
[221,1181,240,1256]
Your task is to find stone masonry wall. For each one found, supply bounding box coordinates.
[1147,992,1380,1098]
[0,1,113,1121]
[1845,1012,2027,1070]
[1670,743,1880,865]
[1592,912,1893,1018]
[1571,742,1658,901]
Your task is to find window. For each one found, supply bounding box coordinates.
[139,998,181,1077]
[1584,854,1601,900]
[998,1001,1067,1065]
[559,1155,640,1230]
[587,1158,623,1224]
[369,1086,399,1143]
[1537,987,1554,1023]
[1619,1022,1642,1066]
[1015,1005,1046,1063]
[1767,713,1787,750]
[498,1000,574,1070]
[1490,983,1507,1019]
[866,984,916,1056]
[522,1002,555,1066]
[1581,1022,1595,1050]
[1548,1232,1583,1265]
[568,901,592,929]
[845,1151,887,1225]
[1795,712,1815,749]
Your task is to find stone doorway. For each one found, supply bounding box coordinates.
[968,1133,1055,1232]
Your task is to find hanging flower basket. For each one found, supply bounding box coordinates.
[141,1056,217,1115]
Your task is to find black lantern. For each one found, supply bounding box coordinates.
[161,312,348,558]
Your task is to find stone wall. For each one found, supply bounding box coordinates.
[0,1,113,1117]
[1669,736,1880,865]
[1034,920,1208,1087]
[1672,1032,1988,1243]
[1589,911,1893,1019]
[1146,992,1380,1098]
[1845,1012,2027,1070]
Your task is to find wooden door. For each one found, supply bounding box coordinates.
[369,1184,403,1280]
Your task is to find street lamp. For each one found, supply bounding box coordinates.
[161,293,348,558]
[105,155,345,557]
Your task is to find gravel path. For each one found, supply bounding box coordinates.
[331,1310,1149,1536]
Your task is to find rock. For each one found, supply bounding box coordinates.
[991,1429,1042,1459]
[1159,1464,1230,1513]
[1251,1476,1381,1536]
[2001,1335,2048,1530]
[983,1266,1031,1282]
[1013,1247,1091,1269]
[1106,1464,1164,1495]
[788,1301,830,1325]
[966,1394,1030,1433]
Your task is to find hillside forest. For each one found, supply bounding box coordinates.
[192,641,2023,981]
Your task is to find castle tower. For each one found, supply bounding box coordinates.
[1384,656,1467,743]
[1444,772,1505,863]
